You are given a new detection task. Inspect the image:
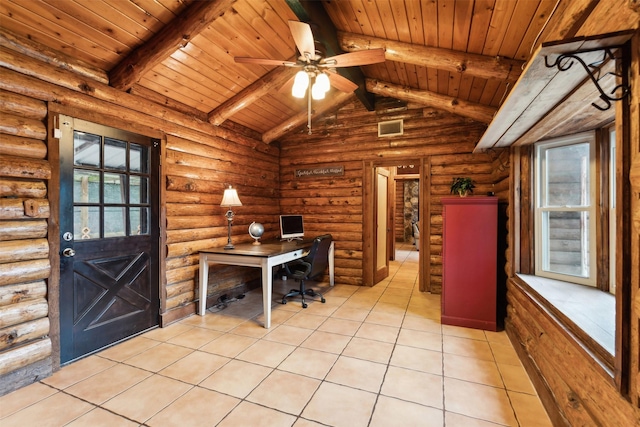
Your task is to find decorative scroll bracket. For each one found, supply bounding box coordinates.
[545,47,630,111]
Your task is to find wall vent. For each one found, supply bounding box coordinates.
[378,119,403,137]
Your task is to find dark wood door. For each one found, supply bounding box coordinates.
[58,116,159,364]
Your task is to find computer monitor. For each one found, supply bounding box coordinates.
[280,215,304,240]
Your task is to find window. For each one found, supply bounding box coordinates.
[534,132,596,286]
[526,129,617,359]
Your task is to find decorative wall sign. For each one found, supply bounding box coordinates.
[295,165,344,178]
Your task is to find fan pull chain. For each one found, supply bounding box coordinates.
[307,86,312,134]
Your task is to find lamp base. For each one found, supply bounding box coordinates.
[224,243,235,250]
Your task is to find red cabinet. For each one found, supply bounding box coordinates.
[441,196,498,331]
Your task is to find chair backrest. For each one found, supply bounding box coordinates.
[304,234,333,280]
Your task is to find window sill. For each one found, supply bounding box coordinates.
[515,274,614,369]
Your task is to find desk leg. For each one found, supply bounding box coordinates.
[198,254,208,316]
[329,241,335,286]
[261,261,271,328]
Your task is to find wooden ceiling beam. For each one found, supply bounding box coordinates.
[0,27,108,84]
[366,79,496,124]
[339,32,525,83]
[109,0,236,91]
[285,0,376,111]
[208,65,296,126]
[262,91,354,144]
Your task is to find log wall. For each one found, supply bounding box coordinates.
[279,103,506,290]
[163,132,279,318]
[0,37,280,394]
[507,278,638,426]
[0,88,53,393]
[503,30,640,426]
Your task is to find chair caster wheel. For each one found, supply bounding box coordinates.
[302,303,308,308]
[321,298,326,303]
[281,300,287,305]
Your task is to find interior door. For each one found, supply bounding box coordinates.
[374,167,390,283]
[58,116,159,364]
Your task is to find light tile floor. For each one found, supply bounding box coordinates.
[0,243,553,427]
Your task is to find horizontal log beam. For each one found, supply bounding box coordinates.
[338,31,524,82]
[166,291,195,311]
[0,199,49,220]
[0,178,47,199]
[129,84,208,122]
[166,279,194,299]
[0,48,267,150]
[0,220,48,241]
[0,259,50,286]
[0,317,49,351]
[263,91,354,143]
[0,112,46,140]
[0,239,48,264]
[0,27,107,84]
[0,298,48,328]
[208,65,296,126]
[366,79,497,124]
[109,0,237,90]
[0,134,47,159]
[0,89,47,120]
[0,281,47,306]
[0,337,51,376]
[0,155,50,180]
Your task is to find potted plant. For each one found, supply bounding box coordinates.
[450,177,475,197]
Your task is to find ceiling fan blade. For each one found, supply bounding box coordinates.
[234,57,297,67]
[288,20,316,61]
[327,72,359,93]
[321,49,386,67]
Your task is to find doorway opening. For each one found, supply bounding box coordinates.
[363,159,428,291]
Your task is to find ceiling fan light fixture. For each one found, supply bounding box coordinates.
[292,83,307,98]
[311,81,325,100]
[316,72,330,93]
[292,70,309,98]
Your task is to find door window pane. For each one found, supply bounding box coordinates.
[130,143,148,173]
[104,138,127,170]
[74,170,100,203]
[74,132,101,167]
[130,207,149,235]
[72,133,151,240]
[129,176,148,204]
[104,173,126,204]
[104,207,126,237]
[74,206,100,239]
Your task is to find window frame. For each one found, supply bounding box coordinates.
[534,132,597,286]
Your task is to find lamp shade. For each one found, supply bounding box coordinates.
[292,70,309,98]
[316,72,330,93]
[221,186,242,207]
[311,81,325,100]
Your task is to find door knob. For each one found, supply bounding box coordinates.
[62,248,76,257]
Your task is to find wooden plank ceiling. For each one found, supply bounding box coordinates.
[0,0,564,141]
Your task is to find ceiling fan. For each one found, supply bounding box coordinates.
[234,20,385,133]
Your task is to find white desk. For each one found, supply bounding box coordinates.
[198,240,334,328]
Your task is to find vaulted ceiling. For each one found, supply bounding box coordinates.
[1,0,638,143]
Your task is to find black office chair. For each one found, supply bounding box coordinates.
[281,234,332,308]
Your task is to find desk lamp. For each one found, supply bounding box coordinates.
[221,185,242,249]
